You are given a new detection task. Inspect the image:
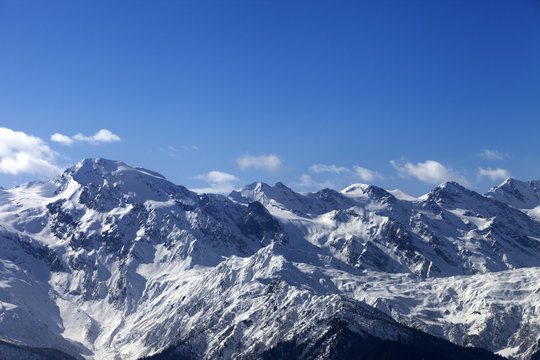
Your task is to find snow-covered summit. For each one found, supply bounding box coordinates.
[66,158,167,184]
[56,158,196,208]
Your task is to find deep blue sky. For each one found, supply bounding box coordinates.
[0,0,539,195]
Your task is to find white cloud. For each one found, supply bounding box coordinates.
[353,166,383,182]
[50,133,74,145]
[478,167,510,181]
[309,164,349,174]
[192,170,240,194]
[197,171,238,184]
[237,154,282,173]
[0,127,61,176]
[391,159,468,186]
[51,129,121,145]
[478,149,506,160]
[73,129,121,143]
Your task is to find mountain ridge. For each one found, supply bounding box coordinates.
[0,158,538,359]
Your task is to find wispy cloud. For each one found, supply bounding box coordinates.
[165,144,198,157]
[192,170,240,194]
[308,163,382,183]
[237,154,282,173]
[478,167,510,181]
[0,127,61,176]
[391,159,468,186]
[478,149,507,161]
[50,129,121,145]
[309,164,349,174]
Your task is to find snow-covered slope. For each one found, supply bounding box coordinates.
[0,159,538,359]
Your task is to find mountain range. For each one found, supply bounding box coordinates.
[0,158,539,359]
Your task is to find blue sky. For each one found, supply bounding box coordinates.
[0,0,539,196]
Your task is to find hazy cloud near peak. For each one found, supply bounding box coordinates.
[292,173,337,190]
[51,129,121,145]
[353,166,383,182]
[192,170,240,194]
[391,159,469,186]
[309,163,383,183]
[0,127,61,176]
[237,154,282,173]
[478,167,510,181]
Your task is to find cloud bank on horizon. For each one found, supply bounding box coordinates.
[0,126,515,195]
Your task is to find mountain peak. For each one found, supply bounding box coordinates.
[429,181,470,196]
[421,181,481,207]
[274,181,290,190]
[488,177,540,193]
[486,177,540,209]
[438,181,466,190]
[58,158,193,208]
[229,181,298,207]
[243,181,270,191]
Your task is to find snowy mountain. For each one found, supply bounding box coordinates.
[0,158,538,359]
